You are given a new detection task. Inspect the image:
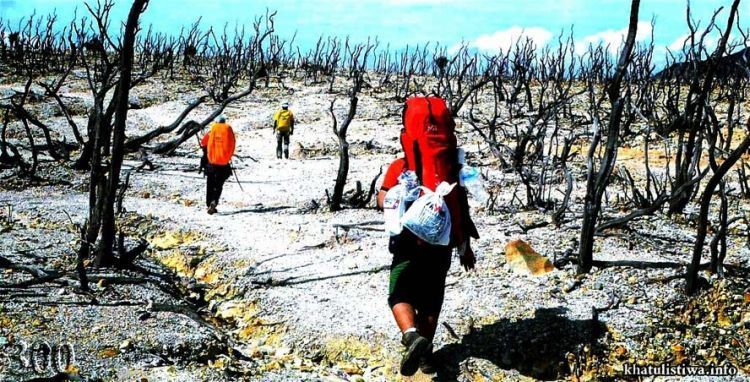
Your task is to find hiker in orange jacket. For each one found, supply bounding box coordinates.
[200,115,236,214]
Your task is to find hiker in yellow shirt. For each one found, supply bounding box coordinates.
[273,102,295,159]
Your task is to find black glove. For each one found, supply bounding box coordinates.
[458,241,476,271]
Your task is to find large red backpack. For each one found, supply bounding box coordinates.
[401,96,477,246]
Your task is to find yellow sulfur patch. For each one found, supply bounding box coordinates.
[99,347,119,358]
[504,239,555,276]
[216,300,258,322]
[158,251,194,278]
[671,344,687,365]
[208,357,227,369]
[65,364,81,375]
[150,230,201,250]
[194,258,219,284]
[717,308,732,327]
[0,316,12,328]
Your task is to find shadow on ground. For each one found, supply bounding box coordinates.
[433,307,607,381]
[219,205,295,215]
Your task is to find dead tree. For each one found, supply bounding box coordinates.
[468,35,581,213]
[738,161,750,198]
[124,97,206,151]
[12,79,40,176]
[513,35,581,210]
[64,0,175,169]
[328,42,374,211]
[391,44,430,102]
[150,12,277,154]
[93,0,149,267]
[578,0,641,274]
[0,13,81,174]
[326,37,343,92]
[668,3,737,214]
[0,110,24,169]
[466,53,511,163]
[687,124,750,294]
[434,44,492,117]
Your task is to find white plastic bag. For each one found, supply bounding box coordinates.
[383,171,420,236]
[402,182,456,246]
[459,165,489,203]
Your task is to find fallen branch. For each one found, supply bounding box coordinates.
[442,322,461,340]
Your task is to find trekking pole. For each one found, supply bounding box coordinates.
[231,163,245,192]
[236,154,259,163]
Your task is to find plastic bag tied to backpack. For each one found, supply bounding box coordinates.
[402,182,456,246]
[460,165,489,204]
[457,148,489,204]
[383,171,420,236]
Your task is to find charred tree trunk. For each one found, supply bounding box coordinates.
[578,0,640,274]
[95,0,148,267]
[709,181,729,275]
[124,95,207,152]
[686,133,750,294]
[328,90,359,211]
[327,43,372,211]
[669,0,741,214]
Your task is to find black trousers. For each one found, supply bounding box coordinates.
[206,164,232,207]
[276,131,290,159]
[387,231,452,316]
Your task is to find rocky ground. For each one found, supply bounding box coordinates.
[0,73,749,381]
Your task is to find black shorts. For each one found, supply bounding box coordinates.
[387,231,452,316]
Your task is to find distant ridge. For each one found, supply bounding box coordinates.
[655,47,750,79]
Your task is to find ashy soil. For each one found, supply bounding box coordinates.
[0,73,749,382]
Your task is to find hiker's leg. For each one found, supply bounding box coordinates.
[391,303,417,332]
[206,166,216,207]
[388,245,419,333]
[276,134,283,159]
[283,133,290,159]
[214,165,230,204]
[416,313,440,341]
[414,246,452,340]
[389,245,431,377]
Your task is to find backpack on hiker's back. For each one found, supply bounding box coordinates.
[390,96,478,246]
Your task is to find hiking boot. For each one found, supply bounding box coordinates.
[207,202,217,215]
[400,331,430,376]
[419,344,437,374]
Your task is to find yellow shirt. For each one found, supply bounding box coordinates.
[273,109,294,132]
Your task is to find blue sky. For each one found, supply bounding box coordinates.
[0,0,746,59]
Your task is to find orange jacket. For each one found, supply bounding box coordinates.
[200,122,236,166]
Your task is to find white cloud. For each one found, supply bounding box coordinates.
[667,33,720,54]
[457,27,554,54]
[576,21,653,55]
[668,34,690,52]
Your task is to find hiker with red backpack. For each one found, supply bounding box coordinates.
[377,96,479,376]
